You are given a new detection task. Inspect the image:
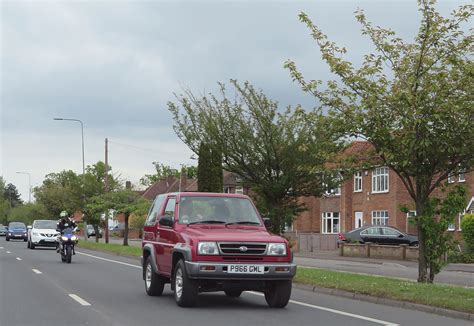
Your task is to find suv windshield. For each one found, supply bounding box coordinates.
[9,222,26,229]
[178,196,261,225]
[34,220,57,229]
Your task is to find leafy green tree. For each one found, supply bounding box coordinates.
[169,80,341,233]
[140,162,197,187]
[87,190,150,246]
[197,143,223,192]
[3,183,23,208]
[7,203,50,225]
[285,0,473,282]
[0,177,11,224]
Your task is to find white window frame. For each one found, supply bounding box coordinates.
[371,210,389,225]
[372,167,389,193]
[354,172,362,193]
[447,222,455,231]
[322,212,340,234]
[458,170,465,183]
[235,186,244,194]
[406,210,416,233]
[223,186,231,193]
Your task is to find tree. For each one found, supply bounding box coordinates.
[140,162,197,187]
[285,0,473,282]
[88,190,150,246]
[7,203,49,225]
[0,177,11,224]
[169,80,342,233]
[4,183,23,208]
[461,214,474,253]
[197,143,223,192]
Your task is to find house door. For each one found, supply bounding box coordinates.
[355,212,363,229]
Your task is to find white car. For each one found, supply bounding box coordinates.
[28,220,59,249]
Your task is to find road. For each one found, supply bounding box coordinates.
[0,238,471,326]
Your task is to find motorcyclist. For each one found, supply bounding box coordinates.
[56,211,76,253]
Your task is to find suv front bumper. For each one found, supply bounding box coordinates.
[185,261,297,280]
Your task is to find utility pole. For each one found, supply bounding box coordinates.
[104,138,109,244]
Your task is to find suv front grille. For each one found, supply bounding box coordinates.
[218,242,267,255]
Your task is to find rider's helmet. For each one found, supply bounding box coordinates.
[60,211,68,218]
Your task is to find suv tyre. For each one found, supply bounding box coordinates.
[173,259,198,307]
[264,280,292,308]
[144,257,165,296]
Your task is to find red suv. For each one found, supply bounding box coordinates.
[141,192,296,308]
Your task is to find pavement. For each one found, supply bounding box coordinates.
[97,237,474,287]
[1,237,472,326]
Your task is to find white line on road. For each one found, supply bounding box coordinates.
[78,251,399,325]
[69,294,91,306]
[248,292,399,326]
[0,247,4,249]
[16,257,22,261]
[32,269,42,274]
[76,251,141,269]
[6,251,11,254]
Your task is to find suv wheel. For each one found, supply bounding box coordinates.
[224,290,242,298]
[27,240,30,248]
[30,242,35,249]
[173,259,198,307]
[264,280,292,308]
[144,257,165,296]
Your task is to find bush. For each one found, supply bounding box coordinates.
[461,214,474,254]
[448,252,474,264]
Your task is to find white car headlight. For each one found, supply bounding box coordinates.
[197,242,219,255]
[32,231,39,236]
[61,236,68,241]
[267,243,287,256]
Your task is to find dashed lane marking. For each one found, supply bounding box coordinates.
[6,251,11,254]
[32,269,42,274]
[69,294,91,306]
[16,257,22,261]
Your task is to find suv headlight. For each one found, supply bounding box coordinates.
[267,243,287,256]
[197,242,219,255]
[32,231,39,236]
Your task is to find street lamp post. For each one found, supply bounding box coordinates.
[54,117,87,241]
[16,171,31,203]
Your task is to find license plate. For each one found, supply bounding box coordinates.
[14,235,22,237]
[227,264,264,274]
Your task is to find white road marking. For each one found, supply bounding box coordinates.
[16,257,22,261]
[0,247,4,249]
[248,292,399,326]
[32,269,42,274]
[76,251,141,269]
[6,251,11,254]
[69,294,91,306]
[78,251,399,325]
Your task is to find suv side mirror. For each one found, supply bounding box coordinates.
[159,215,174,228]
[263,218,272,229]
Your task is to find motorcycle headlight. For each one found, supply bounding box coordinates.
[267,243,287,256]
[61,236,68,241]
[71,236,77,241]
[197,242,219,255]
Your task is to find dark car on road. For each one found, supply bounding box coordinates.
[338,225,418,246]
[6,222,28,242]
[0,225,7,236]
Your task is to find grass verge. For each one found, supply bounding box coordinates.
[76,242,473,314]
[77,241,142,257]
[295,267,474,314]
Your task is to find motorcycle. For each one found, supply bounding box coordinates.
[58,226,78,264]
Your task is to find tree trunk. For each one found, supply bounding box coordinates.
[123,213,129,246]
[416,199,428,283]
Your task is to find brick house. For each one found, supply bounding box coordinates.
[294,141,474,236]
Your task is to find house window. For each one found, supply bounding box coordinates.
[326,187,341,196]
[354,172,362,192]
[458,170,465,183]
[322,212,340,234]
[447,222,455,231]
[372,210,389,225]
[223,186,231,193]
[235,186,244,194]
[372,167,389,193]
[448,173,455,183]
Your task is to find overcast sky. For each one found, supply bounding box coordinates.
[0,0,467,201]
